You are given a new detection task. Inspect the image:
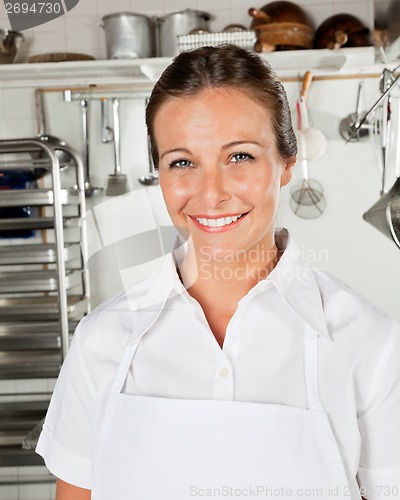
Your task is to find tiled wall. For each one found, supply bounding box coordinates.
[0,0,378,61]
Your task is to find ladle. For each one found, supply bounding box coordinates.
[339,80,370,142]
[80,99,102,197]
[100,97,113,144]
[139,135,159,185]
[139,98,159,186]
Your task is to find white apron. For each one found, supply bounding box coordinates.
[92,324,361,500]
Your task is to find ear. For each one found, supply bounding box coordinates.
[280,157,296,187]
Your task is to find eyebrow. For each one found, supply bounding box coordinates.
[159,148,192,161]
[221,141,262,150]
[159,141,262,160]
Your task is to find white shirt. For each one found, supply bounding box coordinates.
[36,229,400,495]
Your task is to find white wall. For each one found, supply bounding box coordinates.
[21,72,397,323]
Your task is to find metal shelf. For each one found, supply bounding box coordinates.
[0,269,82,293]
[0,321,76,351]
[0,295,88,322]
[0,446,46,467]
[0,243,80,265]
[0,127,90,478]
[0,215,79,231]
[0,188,80,207]
[0,351,61,379]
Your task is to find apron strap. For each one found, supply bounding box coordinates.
[111,335,142,394]
[304,324,324,411]
[111,313,325,408]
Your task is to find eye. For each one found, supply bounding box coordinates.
[169,159,193,169]
[231,152,255,164]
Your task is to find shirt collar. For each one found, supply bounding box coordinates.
[135,228,331,341]
[268,228,331,341]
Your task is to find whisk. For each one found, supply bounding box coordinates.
[290,97,326,219]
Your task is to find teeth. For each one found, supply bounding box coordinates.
[195,214,244,227]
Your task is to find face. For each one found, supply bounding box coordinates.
[154,87,295,260]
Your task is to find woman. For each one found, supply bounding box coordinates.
[36,46,400,500]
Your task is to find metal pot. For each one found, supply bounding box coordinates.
[99,12,154,59]
[156,9,211,57]
[0,29,24,64]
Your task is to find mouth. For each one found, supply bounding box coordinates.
[188,212,249,232]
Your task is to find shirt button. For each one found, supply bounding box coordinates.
[219,367,229,378]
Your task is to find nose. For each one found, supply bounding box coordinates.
[197,168,231,208]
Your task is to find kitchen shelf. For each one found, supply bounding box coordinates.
[0,47,381,88]
[0,139,90,474]
[0,57,173,87]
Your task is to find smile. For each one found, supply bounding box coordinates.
[189,212,249,232]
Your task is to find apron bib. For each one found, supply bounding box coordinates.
[92,325,360,499]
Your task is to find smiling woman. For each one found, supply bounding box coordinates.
[36,46,400,500]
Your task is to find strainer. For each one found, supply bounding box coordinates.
[363,177,400,248]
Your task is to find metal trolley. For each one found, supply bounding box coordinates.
[0,139,90,480]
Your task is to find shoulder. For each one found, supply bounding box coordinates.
[311,268,400,412]
[71,271,158,376]
[312,267,398,347]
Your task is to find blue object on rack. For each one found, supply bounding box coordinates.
[0,170,38,239]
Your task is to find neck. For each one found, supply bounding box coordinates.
[177,235,281,306]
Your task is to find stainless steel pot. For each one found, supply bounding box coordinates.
[99,12,154,59]
[0,29,24,64]
[157,9,211,57]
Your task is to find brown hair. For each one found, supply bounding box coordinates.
[146,45,297,168]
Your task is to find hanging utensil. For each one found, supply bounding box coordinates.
[290,129,326,219]
[363,89,400,249]
[290,81,326,219]
[296,71,327,161]
[139,98,159,186]
[100,97,113,144]
[138,135,159,185]
[348,67,400,141]
[106,98,129,196]
[80,99,102,197]
[379,68,396,196]
[339,80,370,142]
[363,177,400,249]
